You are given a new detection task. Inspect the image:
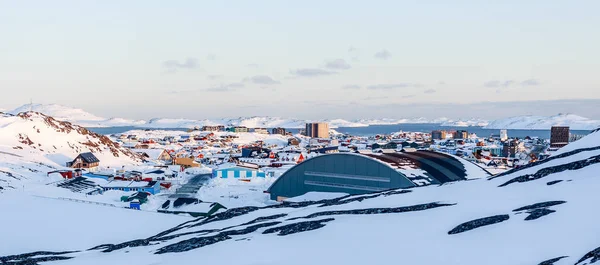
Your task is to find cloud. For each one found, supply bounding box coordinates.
[363,96,387,101]
[374,49,392,60]
[341,84,361,89]
[484,80,515,88]
[291,68,337,77]
[402,95,416,99]
[206,54,216,61]
[367,83,421,90]
[424,89,437,94]
[348,46,358,52]
[206,82,244,92]
[243,75,281,85]
[325,59,351,70]
[207,75,222,80]
[485,79,541,91]
[521,79,541,86]
[246,63,259,68]
[162,57,199,72]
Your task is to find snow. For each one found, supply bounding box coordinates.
[285,191,349,202]
[0,192,189,256]
[484,113,600,130]
[1,124,600,265]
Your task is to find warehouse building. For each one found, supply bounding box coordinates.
[266,151,489,201]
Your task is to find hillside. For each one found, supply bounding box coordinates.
[0,112,140,190]
[2,130,600,265]
[484,113,600,130]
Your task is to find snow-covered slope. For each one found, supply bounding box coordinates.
[0,112,140,190]
[3,130,600,265]
[485,113,600,130]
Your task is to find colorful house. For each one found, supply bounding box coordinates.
[66,152,100,172]
[212,165,266,179]
[101,180,161,194]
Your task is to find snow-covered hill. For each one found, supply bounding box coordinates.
[2,129,600,264]
[484,114,600,130]
[0,112,140,190]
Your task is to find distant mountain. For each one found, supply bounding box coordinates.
[9,104,145,127]
[484,114,600,130]
[441,118,490,127]
[10,104,598,131]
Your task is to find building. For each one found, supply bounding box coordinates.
[227,126,249,133]
[66,152,100,172]
[304,122,329,138]
[266,152,489,201]
[212,165,266,179]
[131,149,172,163]
[371,142,398,150]
[500,130,508,142]
[551,126,570,148]
[502,140,517,158]
[252,128,269,134]
[101,180,161,195]
[431,130,447,140]
[174,157,201,168]
[272,127,287,135]
[202,125,225,132]
[453,130,468,139]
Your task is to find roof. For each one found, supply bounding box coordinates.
[101,180,156,188]
[78,152,99,163]
[131,149,169,160]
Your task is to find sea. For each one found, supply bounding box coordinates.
[88,124,592,139]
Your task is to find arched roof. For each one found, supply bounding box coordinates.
[267,153,417,200]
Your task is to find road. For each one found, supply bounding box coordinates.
[169,173,212,198]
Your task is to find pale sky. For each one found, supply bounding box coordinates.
[1,0,599,120]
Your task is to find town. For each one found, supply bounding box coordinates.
[46,121,584,216]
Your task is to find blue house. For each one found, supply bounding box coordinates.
[101,180,161,194]
[82,172,113,180]
[212,166,266,179]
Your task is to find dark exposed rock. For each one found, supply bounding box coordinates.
[576,246,600,265]
[155,234,231,254]
[263,218,335,236]
[546,180,563,186]
[161,200,170,209]
[524,208,556,221]
[288,202,455,221]
[1,256,73,265]
[537,256,568,265]
[448,215,510,235]
[241,214,289,226]
[155,222,281,254]
[90,239,152,253]
[513,201,566,212]
[0,251,76,263]
[0,251,76,265]
[499,155,600,187]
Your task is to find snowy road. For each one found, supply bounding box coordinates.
[170,173,211,198]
